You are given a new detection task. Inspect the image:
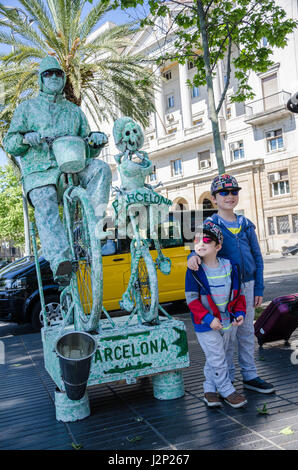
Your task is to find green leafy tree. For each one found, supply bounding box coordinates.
[112,0,297,173]
[0,164,34,247]
[0,0,155,149]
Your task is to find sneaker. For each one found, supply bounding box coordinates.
[203,392,222,408]
[243,377,275,394]
[224,392,247,408]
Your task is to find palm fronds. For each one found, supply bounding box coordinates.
[0,0,155,154]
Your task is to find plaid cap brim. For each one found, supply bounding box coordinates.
[203,229,222,244]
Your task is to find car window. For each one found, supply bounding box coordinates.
[154,214,183,248]
[101,240,116,256]
[117,237,131,254]
[115,211,184,253]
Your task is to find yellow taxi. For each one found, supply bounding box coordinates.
[100,210,212,311]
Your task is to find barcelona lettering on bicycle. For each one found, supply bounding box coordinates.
[112,188,172,213]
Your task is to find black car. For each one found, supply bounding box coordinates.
[0,256,60,331]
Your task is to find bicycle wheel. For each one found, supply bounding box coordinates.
[63,186,102,331]
[132,242,159,324]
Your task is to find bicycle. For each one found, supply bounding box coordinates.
[23,134,105,333]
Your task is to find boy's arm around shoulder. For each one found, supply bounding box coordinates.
[185,268,214,326]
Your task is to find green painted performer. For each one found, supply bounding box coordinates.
[3,56,112,285]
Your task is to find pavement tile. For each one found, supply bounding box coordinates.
[2,313,298,450]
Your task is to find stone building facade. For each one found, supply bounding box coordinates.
[84,0,298,254]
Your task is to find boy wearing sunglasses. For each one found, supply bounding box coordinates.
[187,174,275,394]
[185,221,247,408]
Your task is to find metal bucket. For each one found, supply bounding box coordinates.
[55,331,96,401]
[52,136,86,173]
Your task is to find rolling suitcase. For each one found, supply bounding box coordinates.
[254,294,298,347]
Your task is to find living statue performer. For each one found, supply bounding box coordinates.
[3,56,112,285]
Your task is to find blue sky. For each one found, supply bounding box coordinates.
[0,0,148,166]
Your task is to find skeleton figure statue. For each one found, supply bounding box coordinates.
[113,117,153,191]
[3,56,112,285]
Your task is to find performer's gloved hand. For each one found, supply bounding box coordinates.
[24,131,41,147]
[87,132,108,148]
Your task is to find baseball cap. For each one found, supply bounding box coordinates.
[211,174,241,195]
[197,220,223,245]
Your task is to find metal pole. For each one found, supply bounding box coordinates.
[22,188,31,256]
[30,221,47,327]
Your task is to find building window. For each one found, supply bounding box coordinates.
[269,170,290,197]
[167,127,177,135]
[198,150,211,170]
[277,215,290,234]
[193,118,203,126]
[262,73,279,110]
[192,86,199,98]
[267,217,275,236]
[230,141,244,161]
[171,159,182,176]
[167,94,175,109]
[271,180,290,197]
[163,70,172,80]
[150,165,157,182]
[188,61,194,70]
[266,129,283,152]
[226,107,231,119]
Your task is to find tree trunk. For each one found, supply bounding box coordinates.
[63,76,82,106]
[196,0,225,175]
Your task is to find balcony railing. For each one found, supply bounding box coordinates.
[244,90,291,123]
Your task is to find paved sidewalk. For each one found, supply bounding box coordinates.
[263,253,298,278]
[1,313,298,451]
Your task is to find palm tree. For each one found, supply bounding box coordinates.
[0,0,155,146]
[0,0,156,257]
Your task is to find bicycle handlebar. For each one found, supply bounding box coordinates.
[22,134,107,148]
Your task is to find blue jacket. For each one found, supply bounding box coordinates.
[185,258,246,332]
[188,214,264,297]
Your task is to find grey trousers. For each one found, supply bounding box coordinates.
[196,327,237,398]
[29,159,112,276]
[234,280,258,382]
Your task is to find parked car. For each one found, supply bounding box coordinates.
[0,209,216,331]
[0,255,60,331]
[0,259,10,269]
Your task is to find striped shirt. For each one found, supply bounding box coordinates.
[201,258,232,327]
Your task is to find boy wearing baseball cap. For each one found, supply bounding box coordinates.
[185,221,247,408]
[188,174,275,394]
